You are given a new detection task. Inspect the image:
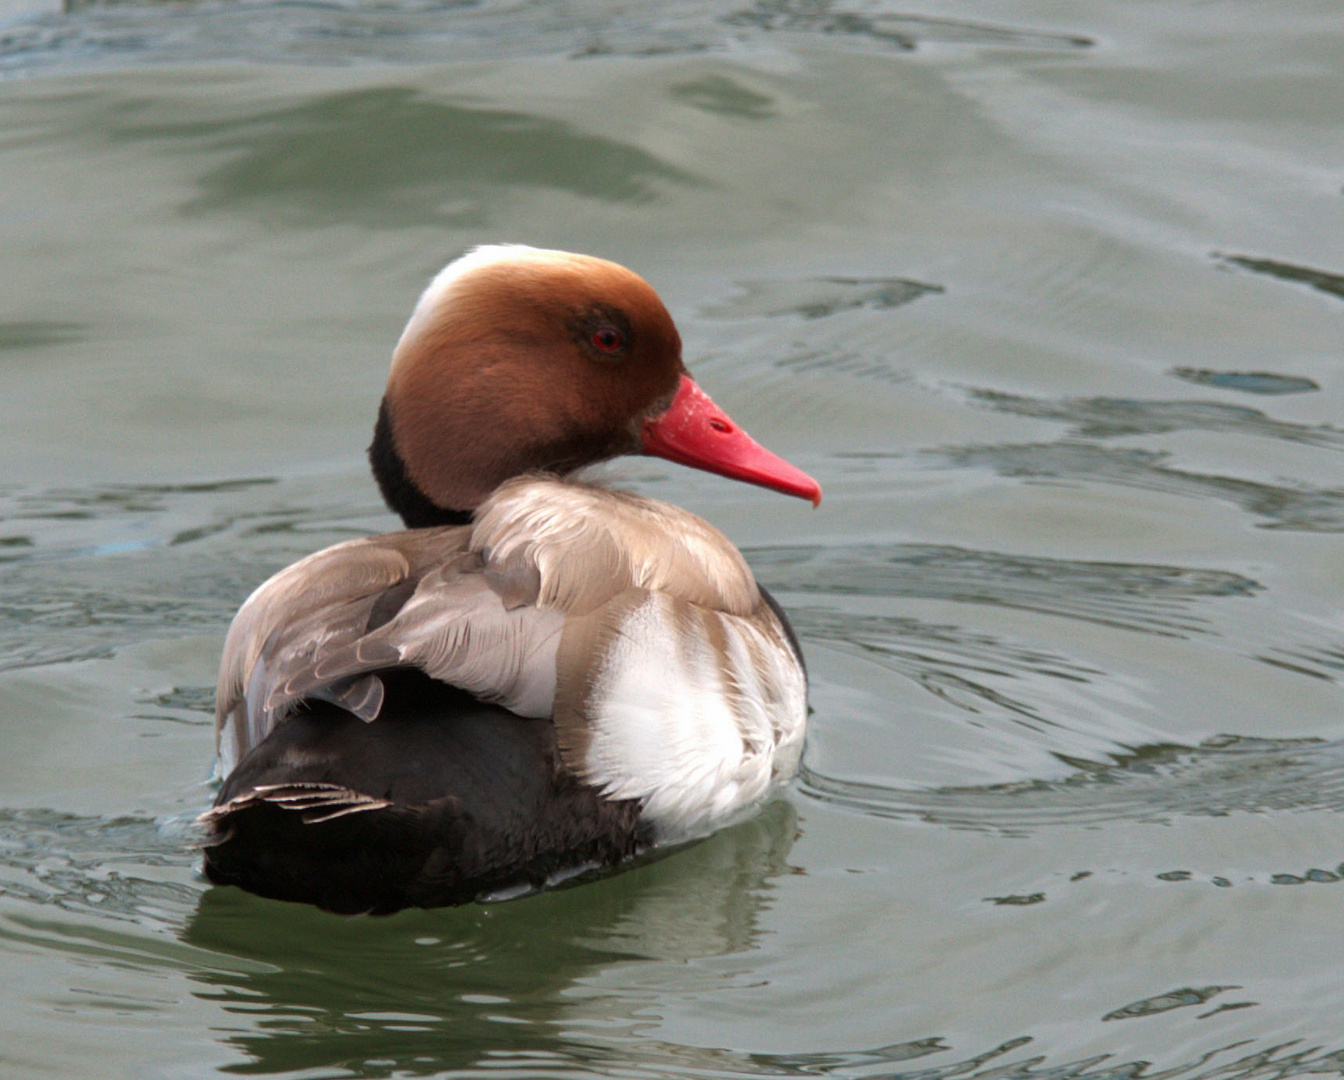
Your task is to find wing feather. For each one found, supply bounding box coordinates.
[472,477,761,616]
[213,477,800,832]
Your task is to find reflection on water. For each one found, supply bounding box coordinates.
[173,793,1342,1079]
[1101,985,1245,1022]
[704,1037,1344,1080]
[670,73,777,119]
[181,802,797,1077]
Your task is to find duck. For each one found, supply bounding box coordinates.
[198,245,821,914]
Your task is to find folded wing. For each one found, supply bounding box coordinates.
[214,526,565,776]
[213,478,806,839]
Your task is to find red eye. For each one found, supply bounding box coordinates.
[591,327,624,354]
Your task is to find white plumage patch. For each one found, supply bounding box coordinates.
[580,592,807,840]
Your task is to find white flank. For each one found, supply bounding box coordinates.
[582,592,807,840]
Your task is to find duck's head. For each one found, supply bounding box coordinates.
[370,244,822,527]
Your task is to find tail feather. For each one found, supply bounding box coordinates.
[199,669,647,914]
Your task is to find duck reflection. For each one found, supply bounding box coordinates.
[181,800,797,1076]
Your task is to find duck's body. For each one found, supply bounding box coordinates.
[199,246,819,913]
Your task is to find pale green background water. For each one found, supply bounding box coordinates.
[3,2,1344,1078]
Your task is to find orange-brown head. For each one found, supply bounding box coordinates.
[370,245,820,527]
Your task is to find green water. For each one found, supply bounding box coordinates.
[3,2,1344,1077]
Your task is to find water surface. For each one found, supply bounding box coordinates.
[3,2,1344,1078]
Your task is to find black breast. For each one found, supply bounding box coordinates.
[201,670,648,914]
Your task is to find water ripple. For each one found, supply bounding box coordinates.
[120,88,705,228]
[724,2,1094,52]
[279,1031,1344,1080]
[750,543,1258,638]
[0,808,199,928]
[0,478,384,671]
[1221,254,1344,304]
[968,390,1344,451]
[0,320,87,350]
[789,607,1102,734]
[706,276,943,321]
[1259,642,1344,684]
[1170,369,1320,397]
[1102,985,1243,1022]
[0,0,1096,74]
[934,442,1344,532]
[800,735,1344,832]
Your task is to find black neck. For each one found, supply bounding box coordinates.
[368,398,473,529]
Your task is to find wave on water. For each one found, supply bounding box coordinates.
[800,734,1344,834]
[733,1034,1344,1080]
[0,808,201,927]
[0,477,385,671]
[967,389,1344,451]
[1220,254,1344,305]
[932,441,1344,533]
[705,276,944,321]
[751,542,1259,639]
[0,0,1094,76]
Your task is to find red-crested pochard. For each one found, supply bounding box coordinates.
[199,245,821,914]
